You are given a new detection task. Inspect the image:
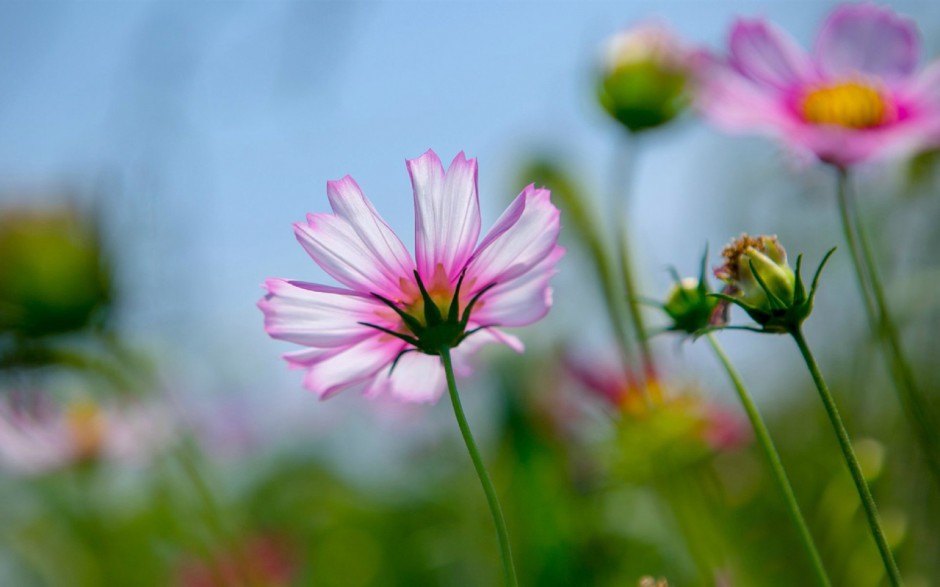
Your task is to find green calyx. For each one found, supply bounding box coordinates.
[359,269,495,358]
[0,206,113,338]
[661,246,719,335]
[598,60,688,133]
[710,247,836,335]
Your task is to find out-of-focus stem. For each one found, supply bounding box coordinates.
[835,168,940,487]
[548,162,636,372]
[613,134,655,374]
[706,334,831,587]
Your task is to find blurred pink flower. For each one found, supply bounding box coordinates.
[176,533,297,587]
[0,396,174,475]
[696,3,940,167]
[260,150,563,403]
[565,356,750,451]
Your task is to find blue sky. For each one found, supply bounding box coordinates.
[1,1,935,425]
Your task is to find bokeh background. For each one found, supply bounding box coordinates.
[2,1,939,585]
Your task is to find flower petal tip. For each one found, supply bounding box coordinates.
[406,149,443,171]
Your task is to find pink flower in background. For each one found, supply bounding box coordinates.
[696,3,940,167]
[176,533,297,587]
[259,150,563,403]
[0,397,174,475]
[565,356,750,452]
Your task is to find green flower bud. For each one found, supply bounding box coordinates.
[716,234,795,311]
[711,234,835,334]
[0,203,113,338]
[597,25,690,133]
[663,277,718,334]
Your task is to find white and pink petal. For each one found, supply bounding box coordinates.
[326,176,415,283]
[366,351,447,404]
[409,150,482,282]
[471,246,564,328]
[294,178,414,298]
[452,327,524,372]
[301,335,405,399]
[694,58,805,134]
[465,185,561,289]
[259,279,379,348]
[814,3,919,80]
[728,18,814,90]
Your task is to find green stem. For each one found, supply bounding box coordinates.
[618,226,653,369]
[790,328,903,587]
[835,169,878,325]
[592,235,636,371]
[440,347,518,587]
[706,334,831,587]
[176,440,230,544]
[835,168,940,487]
[613,134,654,372]
[175,438,258,586]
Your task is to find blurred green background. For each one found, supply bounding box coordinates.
[1,1,939,586]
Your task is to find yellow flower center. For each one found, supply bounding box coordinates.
[801,82,887,129]
[66,402,105,460]
[394,264,478,327]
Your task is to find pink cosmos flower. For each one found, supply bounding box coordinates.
[259,150,563,403]
[696,3,940,167]
[0,396,175,475]
[565,355,750,451]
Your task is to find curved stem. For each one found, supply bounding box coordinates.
[440,347,518,587]
[613,134,655,373]
[551,162,636,372]
[618,226,653,368]
[835,168,940,487]
[791,328,903,587]
[706,334,831,587]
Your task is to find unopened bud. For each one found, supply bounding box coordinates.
[716,234,795,311]
[597,25,689,133]
[0,203,112,338]
[663,277,717,334]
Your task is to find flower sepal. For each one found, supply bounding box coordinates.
[359,269,496,359]
[658,246,719,336]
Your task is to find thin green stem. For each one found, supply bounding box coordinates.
[835,169,878,324]
[592,235,636,371]
[706,334,831,587]
[613,134,655,373]
[618,227,653,369]
[791,328,903,587]
[176,441,230,544]
[836,168,940,487]
[552,166,636,371]
[440,347,518,587]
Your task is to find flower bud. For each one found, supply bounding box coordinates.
[715,234,795,310]
[0,203,113,338]
[597,24,690,133]
[663,276,718,334]
[709,235,835,333]
[639,576,668,587]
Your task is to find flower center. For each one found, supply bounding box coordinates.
[362,266,495,356]
[66,402,105,460]
[399,265,463,327]
[800,82,887,129]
